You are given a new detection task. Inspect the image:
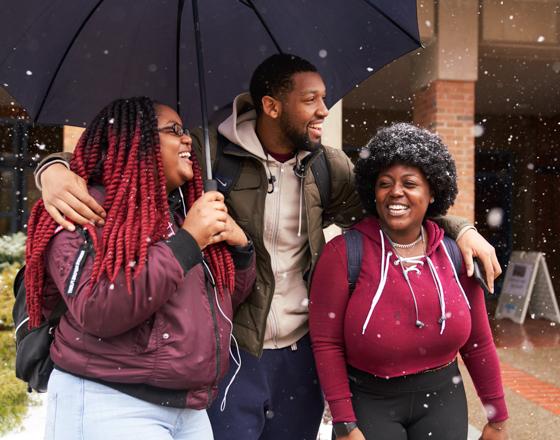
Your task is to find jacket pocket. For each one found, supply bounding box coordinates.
[133,316,156,353]
[145,313,164,352]
[231,163,262,190]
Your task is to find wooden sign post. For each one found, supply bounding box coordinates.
[495,251,560,324]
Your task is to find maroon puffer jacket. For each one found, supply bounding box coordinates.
[42,187,256,409]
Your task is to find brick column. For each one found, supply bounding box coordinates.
[413,80,475,222]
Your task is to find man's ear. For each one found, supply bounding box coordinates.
[261,96,281,119]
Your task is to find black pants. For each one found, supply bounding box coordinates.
[346,360,468,440]
[208,334,324,440]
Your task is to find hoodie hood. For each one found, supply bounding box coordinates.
[217,93,267,160]
[352,216,444,257]
[217,92,312,163]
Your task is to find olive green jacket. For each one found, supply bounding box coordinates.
[190,125,367,356]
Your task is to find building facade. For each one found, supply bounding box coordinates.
[341,0,560,296]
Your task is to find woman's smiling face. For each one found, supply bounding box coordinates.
[375,163,432,241]
[156,104,193,192]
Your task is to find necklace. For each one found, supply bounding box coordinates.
[386,227,424,249]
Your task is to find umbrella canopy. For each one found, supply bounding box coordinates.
[0,0,420,128]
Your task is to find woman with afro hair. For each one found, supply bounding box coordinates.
[310,123,509,440]
[25,97,255,439]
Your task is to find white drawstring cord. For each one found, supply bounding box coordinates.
[297,177,303,237]
[426,256,447,334]
[201,261,242,412]
[440,241,471,309]
[177,186,187,218]
[397,256,425,328]
[362,230,392,334]
[362,230,469,335]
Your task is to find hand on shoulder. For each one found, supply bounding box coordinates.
[41,164,106,231]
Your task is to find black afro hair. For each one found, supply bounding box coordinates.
[354,123,458,219]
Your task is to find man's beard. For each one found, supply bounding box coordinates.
[280,114,321,152]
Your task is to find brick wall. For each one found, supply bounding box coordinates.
[413,80,475,222]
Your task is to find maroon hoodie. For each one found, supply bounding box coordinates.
[309,217,507,423]
[43,187,256,409]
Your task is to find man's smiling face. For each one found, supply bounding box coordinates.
[278,71,329,151]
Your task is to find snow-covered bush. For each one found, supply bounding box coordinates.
[0,232,26,268]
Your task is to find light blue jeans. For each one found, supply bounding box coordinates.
[45,369,214,440]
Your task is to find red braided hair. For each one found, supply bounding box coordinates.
[25,97,234,328]
[183,153,236,296]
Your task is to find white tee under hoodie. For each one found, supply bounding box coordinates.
[218,93,311,349]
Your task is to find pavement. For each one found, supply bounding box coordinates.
[461,305,560,440]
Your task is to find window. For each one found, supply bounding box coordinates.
[0,118,62,235]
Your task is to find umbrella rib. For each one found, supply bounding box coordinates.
[359,0,422,47]
[35,0,106,123]
[239,0,283,54]
[176,0,185,115]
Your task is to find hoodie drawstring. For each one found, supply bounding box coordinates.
[396,255,426,329]
[297,177,304,237]
[426,256,448,334]
[362,231,471,335]
[361,230,392,334]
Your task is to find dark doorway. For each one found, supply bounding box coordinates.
[475,148,513,295]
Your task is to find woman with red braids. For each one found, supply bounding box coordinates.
[25,97,256,440]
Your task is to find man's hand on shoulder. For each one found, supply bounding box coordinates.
[456,228,502,293]
[41,164,106,231]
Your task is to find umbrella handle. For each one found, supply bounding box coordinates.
[204,179,218,192]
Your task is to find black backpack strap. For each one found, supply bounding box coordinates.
[299,147,331,210]
[13,264,26,299]
[343,229,363,295]
[50,298,68,321]
[212,134,243,198]
[442,235,462,274]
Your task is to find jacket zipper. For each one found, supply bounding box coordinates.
[269,305,280,348]
[267,163,283,346]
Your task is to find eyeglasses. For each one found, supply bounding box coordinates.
[157,122,190,138]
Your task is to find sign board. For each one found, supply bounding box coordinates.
[495,251,560,324]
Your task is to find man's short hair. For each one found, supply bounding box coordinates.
[250,54,318,115]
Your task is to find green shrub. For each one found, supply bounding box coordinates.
[0,329,16,366]
[0,332,29,435]
[0,263,20,330]
[0,261,30,434]
[0,232,26,267]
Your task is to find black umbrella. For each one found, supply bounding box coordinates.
[0,0,421,185]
